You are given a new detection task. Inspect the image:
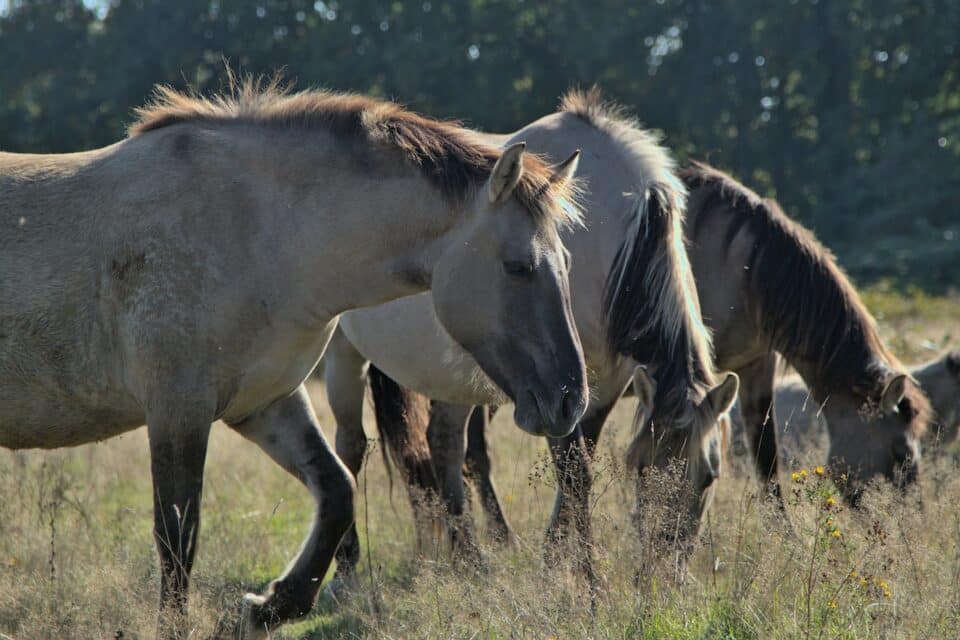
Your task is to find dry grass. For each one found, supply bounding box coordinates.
[1,292,958,639]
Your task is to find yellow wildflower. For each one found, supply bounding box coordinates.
[848,569,858,579]
[828,600,837,609]
[791,472,801,481]
[815,465,825,476]
[825,495,837,507]
[883,589,892,598]
[799,469,808,478]
[831,529,841,538]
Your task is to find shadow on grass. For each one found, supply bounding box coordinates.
[279,557,425,639]
[280,612,366,640]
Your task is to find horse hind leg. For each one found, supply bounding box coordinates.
[228,385,355,636]
[427,401,483,567]
[463,405,514,545]
[367,366,442,557]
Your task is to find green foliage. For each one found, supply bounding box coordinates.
[1,0,957,288]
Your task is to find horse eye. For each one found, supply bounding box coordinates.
[897,399,916,421]
[503,260,535,276]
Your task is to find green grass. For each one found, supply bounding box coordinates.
[0,291,958,639]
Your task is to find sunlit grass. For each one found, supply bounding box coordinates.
[0,293,958,639]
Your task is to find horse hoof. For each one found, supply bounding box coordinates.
[237,587,308,637]
[234,593,271,640]
[489,525,516,548]
[322,576,357,604]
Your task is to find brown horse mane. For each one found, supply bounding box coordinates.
[681,161,930,437]
[130,75,580,229]
[560,88,717,424]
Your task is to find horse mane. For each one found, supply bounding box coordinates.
[560,88,717,420]
[130,75,580,229]
[681,161,930,437]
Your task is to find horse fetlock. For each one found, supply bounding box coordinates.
[450,528,485,571]
[322,572,361,604]
[487,519,515,547]
[334,525,361,572]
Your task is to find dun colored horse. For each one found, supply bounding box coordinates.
[731,350,959,467]
[324,89,736,591]
[0,78,586,637]
[360,92,932,576]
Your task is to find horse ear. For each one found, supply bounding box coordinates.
[631,366,656,412]
[488,142,526,204]
[549,149,580,186]
[946,351,960,378]
[704,372,739,417]
[880,373,908,413]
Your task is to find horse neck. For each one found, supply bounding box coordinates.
[220,126,466,316]
[786,333,883,407]
[305,181,463,315]
[487,116,680,367]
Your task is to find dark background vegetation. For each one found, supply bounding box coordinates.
[1,0,957,290]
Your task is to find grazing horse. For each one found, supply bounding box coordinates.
[0,79,587,637]
[682,163,930,499]
[324,88,737,592]
[739,350,960,467]
[452,157,934,540]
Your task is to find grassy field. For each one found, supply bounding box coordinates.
[1,286,958,640]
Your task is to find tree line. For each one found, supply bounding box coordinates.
[1,0,957,289]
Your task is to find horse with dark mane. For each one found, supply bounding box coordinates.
[323,88,736,593]
[382,92,934,560]
[682,162,930,499]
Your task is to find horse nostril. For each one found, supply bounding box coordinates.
[560,388,583,422]
[560,390,572,420]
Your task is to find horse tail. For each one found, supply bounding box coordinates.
[367,365,439,502]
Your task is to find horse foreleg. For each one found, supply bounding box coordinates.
[544,399,617,589]
[427,401,481,566]
[463,405,513,544]
[544,400,615,540]
[577,398,617,458]
[323,328,370,594]
[737,354,785,502]
[544,426,596,584]
[229,385,355,635]
[146,398,214,638]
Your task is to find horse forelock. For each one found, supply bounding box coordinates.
[130,75,581,231]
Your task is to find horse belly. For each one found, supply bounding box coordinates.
[0,386,142,450]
